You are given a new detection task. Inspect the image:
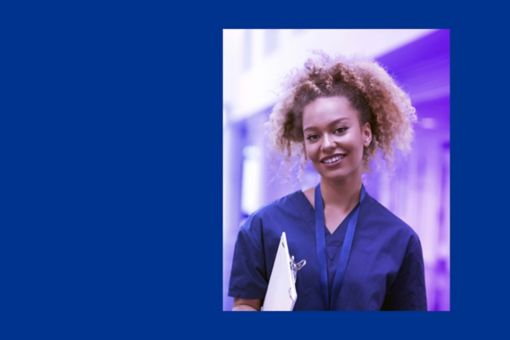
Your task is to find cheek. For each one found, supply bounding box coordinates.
[346,132,365,150]
[304,144,318,160]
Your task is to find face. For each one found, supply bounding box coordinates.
[302,96,372,183]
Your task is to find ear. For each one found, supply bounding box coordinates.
[362,122,372,147]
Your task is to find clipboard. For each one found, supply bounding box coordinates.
[262,232,306,311]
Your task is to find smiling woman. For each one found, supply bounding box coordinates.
[228,53,426,311]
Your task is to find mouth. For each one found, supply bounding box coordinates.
[320,154,346,166]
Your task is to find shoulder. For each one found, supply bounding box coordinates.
[360,193,424,273]
[252,190,308,221]
[238,190,310,234]
[234,191,308,254]
[361,193,420,242]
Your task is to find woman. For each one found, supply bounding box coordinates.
[228,54,427,311]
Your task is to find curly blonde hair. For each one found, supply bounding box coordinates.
[267,53,416,168]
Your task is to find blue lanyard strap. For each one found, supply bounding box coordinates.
[314,184,366,309]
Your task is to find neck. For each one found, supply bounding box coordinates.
[320,174,362,213]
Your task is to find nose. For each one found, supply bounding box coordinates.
[321,133,335,152]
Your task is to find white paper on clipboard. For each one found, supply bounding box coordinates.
[262,232,304,311]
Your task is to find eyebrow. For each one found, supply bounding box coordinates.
[303,118,350,132]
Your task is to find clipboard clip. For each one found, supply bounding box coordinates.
[290,255,306,283]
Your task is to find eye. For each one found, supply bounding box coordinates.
[306,134,319,142]
[334,127,348,135]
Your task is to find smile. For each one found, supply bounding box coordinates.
[320,154,345,165]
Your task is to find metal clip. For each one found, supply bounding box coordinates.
[290,255,307,283]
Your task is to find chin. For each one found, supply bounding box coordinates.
[319,170,350,181]
[317,165,361,182]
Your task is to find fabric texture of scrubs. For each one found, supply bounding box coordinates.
[228,187,427,311]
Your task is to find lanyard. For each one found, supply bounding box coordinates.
[314,184,366,309]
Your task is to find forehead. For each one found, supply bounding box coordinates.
[302,96,360,129]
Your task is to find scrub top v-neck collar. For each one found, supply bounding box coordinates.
[313,184,366,309]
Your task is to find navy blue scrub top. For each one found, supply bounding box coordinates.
[228,187,427,311]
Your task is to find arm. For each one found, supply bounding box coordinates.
[382,234,428,311]
[228,215,268,310]
[232,298,262,311]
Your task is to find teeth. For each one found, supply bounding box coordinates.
[323,155,343,164]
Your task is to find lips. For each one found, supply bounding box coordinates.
[320,153,346,165]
